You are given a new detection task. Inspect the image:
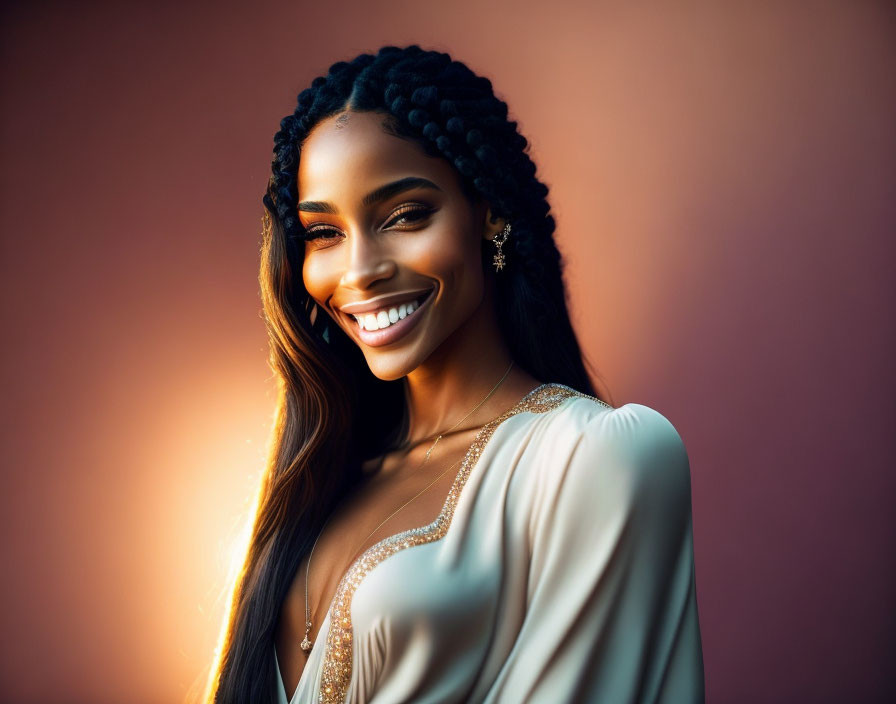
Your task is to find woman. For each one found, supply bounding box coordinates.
[207,45,704,703]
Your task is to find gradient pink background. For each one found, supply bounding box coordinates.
[2,1,894,702]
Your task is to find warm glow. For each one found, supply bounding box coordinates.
[193,455,267,704]
[183,384,279,704]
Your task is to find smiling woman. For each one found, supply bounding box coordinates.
[205,45,704,704]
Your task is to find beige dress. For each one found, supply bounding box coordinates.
[274,382,705,703]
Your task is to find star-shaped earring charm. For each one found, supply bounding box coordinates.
[491,221,511,272]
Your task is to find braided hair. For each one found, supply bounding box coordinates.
[207,45,606,704]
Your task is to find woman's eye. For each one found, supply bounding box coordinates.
[304,226,341,241]
[385,204,433,228]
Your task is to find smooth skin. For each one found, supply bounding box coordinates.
[274,109,543,696]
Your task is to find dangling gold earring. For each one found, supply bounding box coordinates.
[492,222,511,272]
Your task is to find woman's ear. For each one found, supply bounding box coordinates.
[482,205,507,242]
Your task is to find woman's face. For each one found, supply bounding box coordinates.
[298,109,503,381]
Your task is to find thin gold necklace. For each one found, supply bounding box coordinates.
[299,360,516,653]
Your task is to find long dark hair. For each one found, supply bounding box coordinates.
[205,44,610,703]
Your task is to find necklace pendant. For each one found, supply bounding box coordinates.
[301,620,313,652]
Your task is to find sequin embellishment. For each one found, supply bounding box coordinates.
[316,382,612,703]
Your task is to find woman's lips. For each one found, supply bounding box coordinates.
[349,287,435,348]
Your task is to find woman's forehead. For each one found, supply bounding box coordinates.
[297,111,454,203]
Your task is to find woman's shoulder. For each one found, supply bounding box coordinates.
[530,383,685,443]
[529,386,692,513]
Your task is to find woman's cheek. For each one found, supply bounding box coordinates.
[410,225,469,275]
[302,253,335,302]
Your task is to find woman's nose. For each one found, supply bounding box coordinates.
[340,227,397,289]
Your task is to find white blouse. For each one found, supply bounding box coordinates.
[274,382,704,703]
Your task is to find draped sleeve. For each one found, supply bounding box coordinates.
[482,402,705,703]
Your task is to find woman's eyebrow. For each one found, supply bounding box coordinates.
[297,176,442,213]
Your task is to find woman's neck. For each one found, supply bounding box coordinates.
[398,273,543,447]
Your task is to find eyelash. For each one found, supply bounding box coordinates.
[303,204,434,242]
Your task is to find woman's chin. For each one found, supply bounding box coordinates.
[363,351,423,382]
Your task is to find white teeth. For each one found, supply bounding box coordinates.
[353,296,424,331]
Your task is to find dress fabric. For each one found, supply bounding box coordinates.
[274,382,705,703]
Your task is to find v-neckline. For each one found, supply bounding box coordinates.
[330,380,554,593]
[279,381,575,704]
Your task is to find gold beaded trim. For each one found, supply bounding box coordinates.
[316,382,611,703]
